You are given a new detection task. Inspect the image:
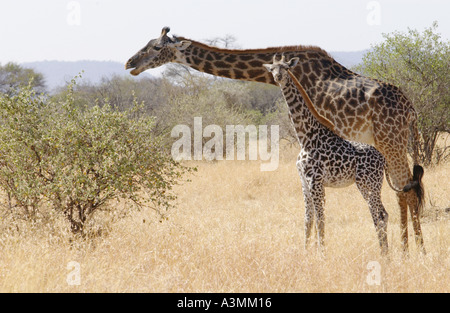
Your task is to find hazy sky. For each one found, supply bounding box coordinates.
[1,0,449,64]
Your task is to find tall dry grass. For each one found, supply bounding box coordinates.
[0,143,448,292]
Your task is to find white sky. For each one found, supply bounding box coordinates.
[0,0,449,64]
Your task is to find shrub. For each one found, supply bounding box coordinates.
[0,80,192,233]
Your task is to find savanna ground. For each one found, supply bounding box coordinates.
[0,137,448,293]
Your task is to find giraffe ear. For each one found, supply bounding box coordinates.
[262,64,272,72]
[287,57,300,68]
[174,40,191,51]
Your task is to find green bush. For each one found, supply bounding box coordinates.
[0,80,192,233]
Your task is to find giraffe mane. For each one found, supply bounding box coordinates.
[175,36,333,58]
[287,70,335,132]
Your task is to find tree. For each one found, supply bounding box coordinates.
[0,62,46,95]
[203,34,240,49]
[354,22,449,165]
[0,80,192,233]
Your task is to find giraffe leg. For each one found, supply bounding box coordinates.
[406,191,426,254]
[368,198,389,256]
[394,163,426,254]
[356,165,389,255]
[299,170,314,249]
[377,204,389,256]
[397,192,409,254]
[374,142,412,253]
[310,181,325,253]
[303,189,314,249]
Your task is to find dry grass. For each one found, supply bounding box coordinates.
[0,143,448,293]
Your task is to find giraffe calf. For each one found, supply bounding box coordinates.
[264,55,395,255]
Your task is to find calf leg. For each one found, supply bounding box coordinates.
[356,162,389,255]
[310,181,326,252]
[303,187,314,249]
[299,171,314,249]
[372,199,389,255]
[358,186,389,255]
[299,170,325,252]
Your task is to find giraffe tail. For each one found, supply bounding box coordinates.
[406,107,425,214]
[403,165,425,214]
[385,164,425,215]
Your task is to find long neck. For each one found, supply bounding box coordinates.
[280,71,335,145]
[176,37,346,87]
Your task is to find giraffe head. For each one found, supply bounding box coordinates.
[262,54,299,85]
[125,27,191,76]
[264,54,336,132]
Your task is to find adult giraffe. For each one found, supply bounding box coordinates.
[126,27,425,254]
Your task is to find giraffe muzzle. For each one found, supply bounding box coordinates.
[125,56,138,70]
[274,73,283,82]
[125,57,143,76]
[125,60,134,70]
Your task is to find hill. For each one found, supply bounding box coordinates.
[21,60,153,91]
